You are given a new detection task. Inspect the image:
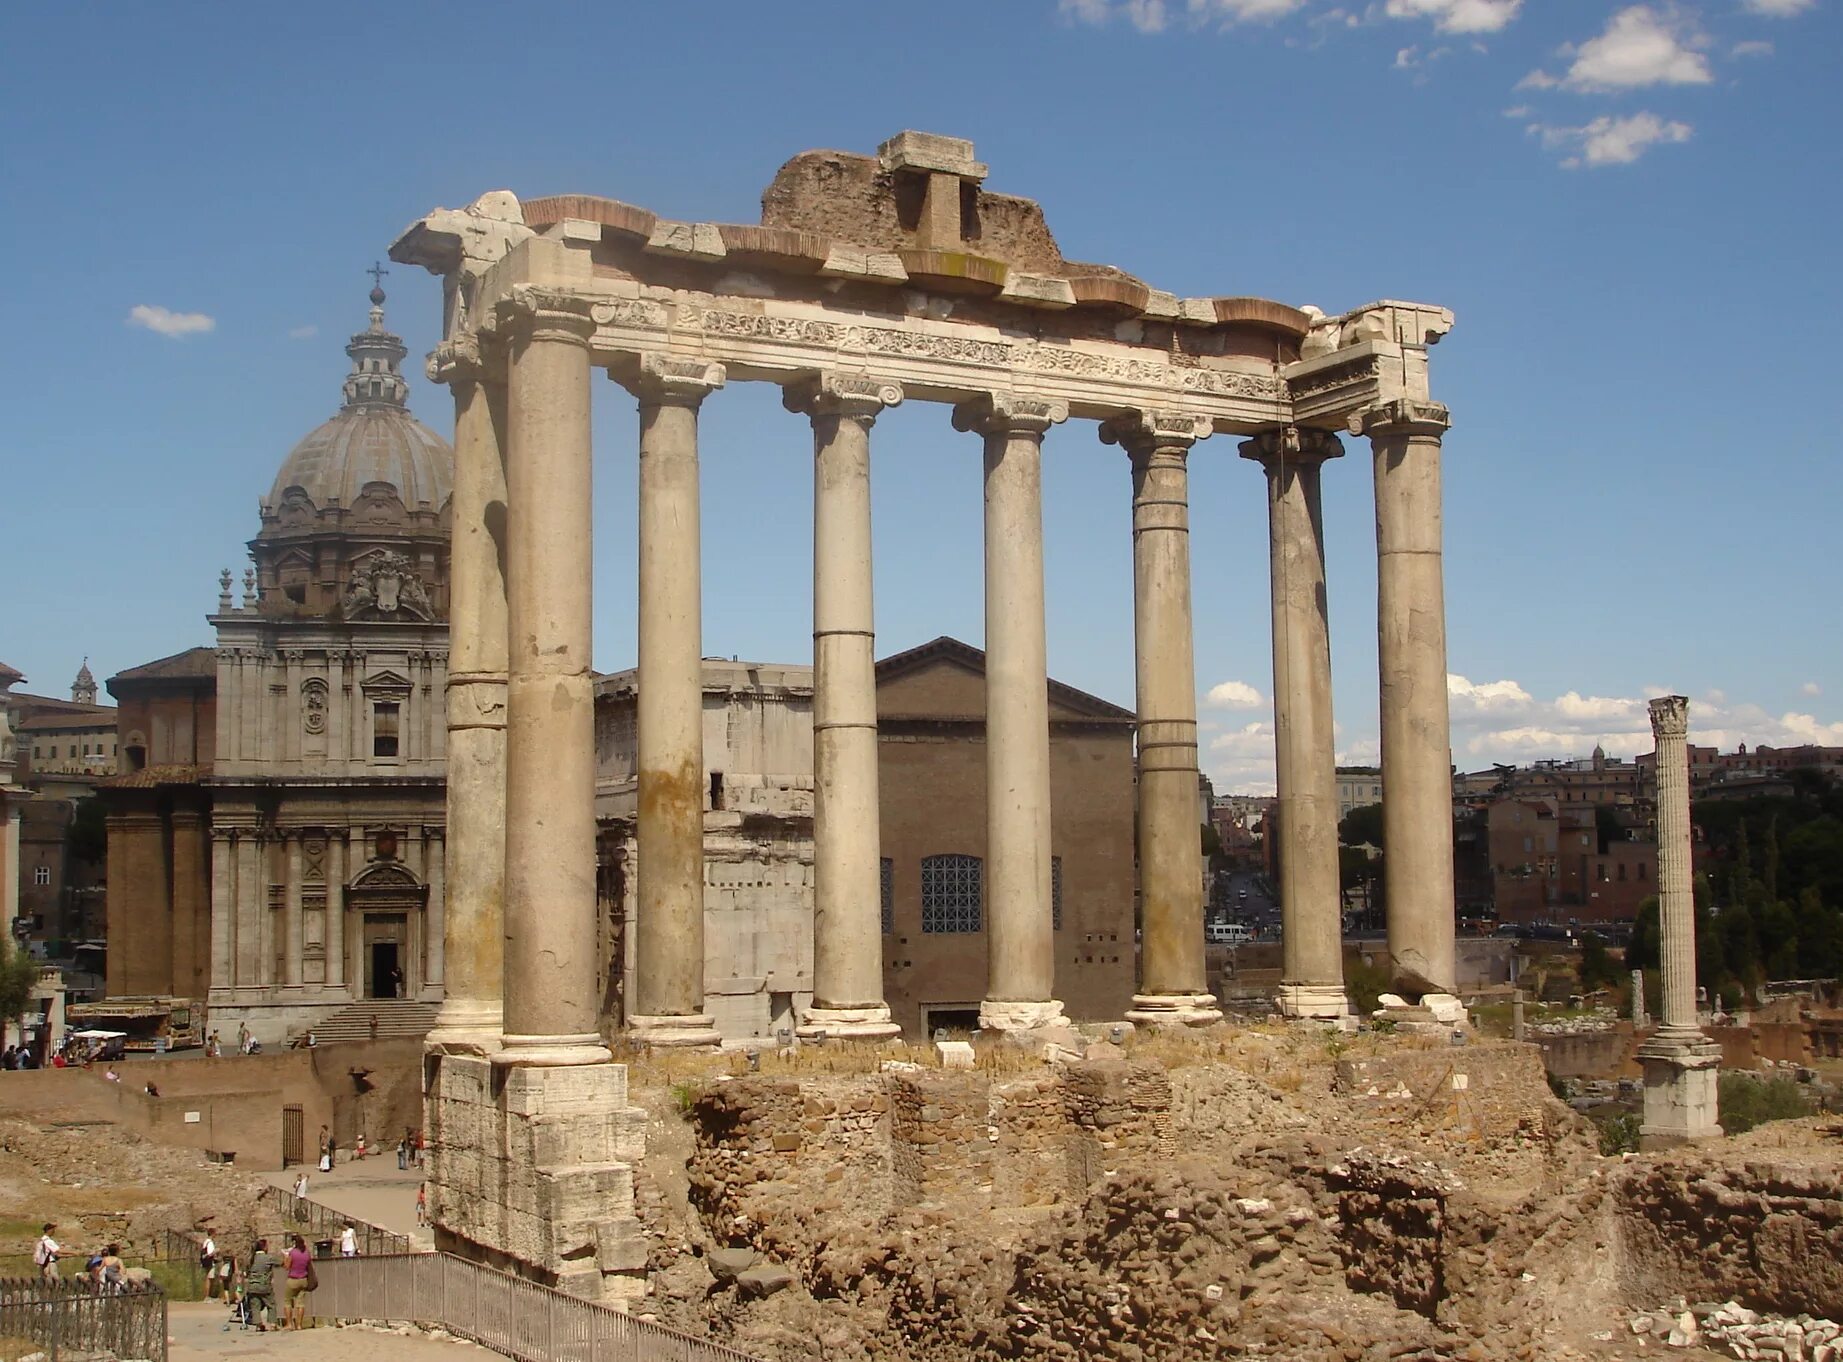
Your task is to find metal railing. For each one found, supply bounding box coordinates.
[309,1252,763,1362]
[257,1184,414,1255]
[0,1275,167,1362]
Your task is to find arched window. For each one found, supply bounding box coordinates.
[920,854,982,934]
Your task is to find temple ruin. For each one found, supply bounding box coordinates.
[393,131,1462,1302]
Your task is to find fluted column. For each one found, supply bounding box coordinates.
[786,373,903,1042]
[1097,411,1221,1028]
[1638,693,1721,1143]
[1241,427,1348,1020]
[1358,398,1457,996]
[952,393,1068,1034]
[495,290,608,1067]
[1650,696,1698,1038]
[617,354,726,1049]
[428,339,508,1049]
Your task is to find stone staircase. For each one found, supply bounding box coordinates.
[298,998,439,1045]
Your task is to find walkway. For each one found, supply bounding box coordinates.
[169,1301,486,1360]
[264,1152,433,1249]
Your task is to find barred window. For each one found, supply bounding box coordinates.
[880,858,894,935]
[920,854,982,934]
[1052,855,1064,931]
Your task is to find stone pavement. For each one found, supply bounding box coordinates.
[265,1151,433,1249]
[168,1301,486,1360]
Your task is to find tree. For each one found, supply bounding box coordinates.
[1629,897,1660,972]
[1578,932,1623,991]
[1783,816,1843,906]
[1594,804,1626,854]
[0,937,40,1044]
[1339,802,1385,851]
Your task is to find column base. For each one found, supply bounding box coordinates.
[1125,993,1224,1028]
[493,1032,612,1067]
[1637,1034,1723,1148]
[978,998,1067,1033]
[1275,983,1351,1022]
[796,1004,901,1043]
[626,1013,722,1050]
[426,998,504,1055]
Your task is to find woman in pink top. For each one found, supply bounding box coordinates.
[282,1234,314,1330]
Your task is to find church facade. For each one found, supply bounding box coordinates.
[105,283,455,1045]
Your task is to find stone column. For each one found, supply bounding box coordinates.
[1358,399,1457,996]
[1101,410,1221,1028]
[1638,695,1721,1143]
[611,354,725,1049]
[495,290,608,1068]
[424,828,445,998]
[952,393,1068,1034]
[235,832,261,989]
[1240,427,1349,1020]
[209,827,234,996]
[170,810,209,999]
[284,832,304,989]
[326,832,346,992]
[1,808,18,935]
[786,373,903,1042]
[428,341,508,1046]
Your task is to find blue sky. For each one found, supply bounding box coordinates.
[2,0,1837,791]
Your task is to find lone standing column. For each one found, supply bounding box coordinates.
[495,290,608,1067]
[618,355,725,1049]
[1358,399,1457,996]
[1240,427,1348,1020]
[428,338,508,1050]
[1101,411,1221,1028]
[952,393,1068,1035]
[786,373,903,1042]
[1638,695,1722,1144]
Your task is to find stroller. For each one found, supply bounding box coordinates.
[221,1262,253,1331]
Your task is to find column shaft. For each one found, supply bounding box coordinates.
[1105,413,1220,1027]
[235,833,260,988]
[623,356,724,1047]
[1243,429,1347,1018]
[209,828,234,995]
[954,394,1067,1033]
[499,294,606,1065]
[1365,400,1457,995]
[284,833,304,988]
[1651,696,1698,1035]
[327,832,346,992]
[788,375,901,1040]
[433,357,508,1044]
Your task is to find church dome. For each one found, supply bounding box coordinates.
[266,281,453,512]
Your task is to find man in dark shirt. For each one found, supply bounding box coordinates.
[244,1239,278,1331]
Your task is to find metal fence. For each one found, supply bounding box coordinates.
[0,1275,167,1362]
[257,1184,414,1255]
[309,1252,763,1362]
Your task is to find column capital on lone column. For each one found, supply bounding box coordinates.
[612,352,725,408]
[1237,425,1345,468]
[782,371,903,424]
[1350,398,1451,439]
[1099,409,1212,459]
[951,391,1067,438]
[1649,694,1690,739]
[493,287,597,348]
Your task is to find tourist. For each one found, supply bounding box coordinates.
[304,1029,317,1049]
[34,1223,59,1281]
[338,1222,358,1258]
[323,1134,336,1170]
[104,1066,120,1083]
[293,1169,310,1217]
[354,1131,367,1160]
[236,1022,251,1055]
[415,1184,428,1227]
[144,1081,160,1098]
[201,1231,219,1296]
[243,1238,277,1331]
[397,1132,409,1170]
[206,1031,221,1059]
[282,1234,314,1329]
[97,1242,126,1294]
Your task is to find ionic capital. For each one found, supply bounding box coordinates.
[1350,398,1451,439]
[428,333,507,388]
[951,391,1068,438]
[1099,409,1213,461]
[1237,425,1345,468]
[494,287,596,348]
[613,352,727,408]
[1648,695,1690,741]
[782,371,903,424]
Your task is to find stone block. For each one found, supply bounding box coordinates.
[738,1263,796,1298]
[708,1246,758,1283]
[937,1040,975,1069]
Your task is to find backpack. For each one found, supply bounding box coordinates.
[34,1239,53,1267]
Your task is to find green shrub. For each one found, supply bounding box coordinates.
[1595,1111,1642,1155]
[1718,1073,1811,1135]
[1344,956,1393,1015]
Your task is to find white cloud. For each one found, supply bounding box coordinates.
[1446,673,1534,717]
[1530,112,1693,167]
[1517,68,1559,89]
[1204,680,1265,710]
[1207,721,1278,794]
[1383,0,1521,34]
[126,304,215,338]
[1543,6,1713,92]
[1502,103,1533,118]
[1191,0,1313,21]
[288,324,318,340]
[1731,39,1774,56]
[1741,0,1813,14]
[1123,0,1170,30]
[1802,681,1822,697]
